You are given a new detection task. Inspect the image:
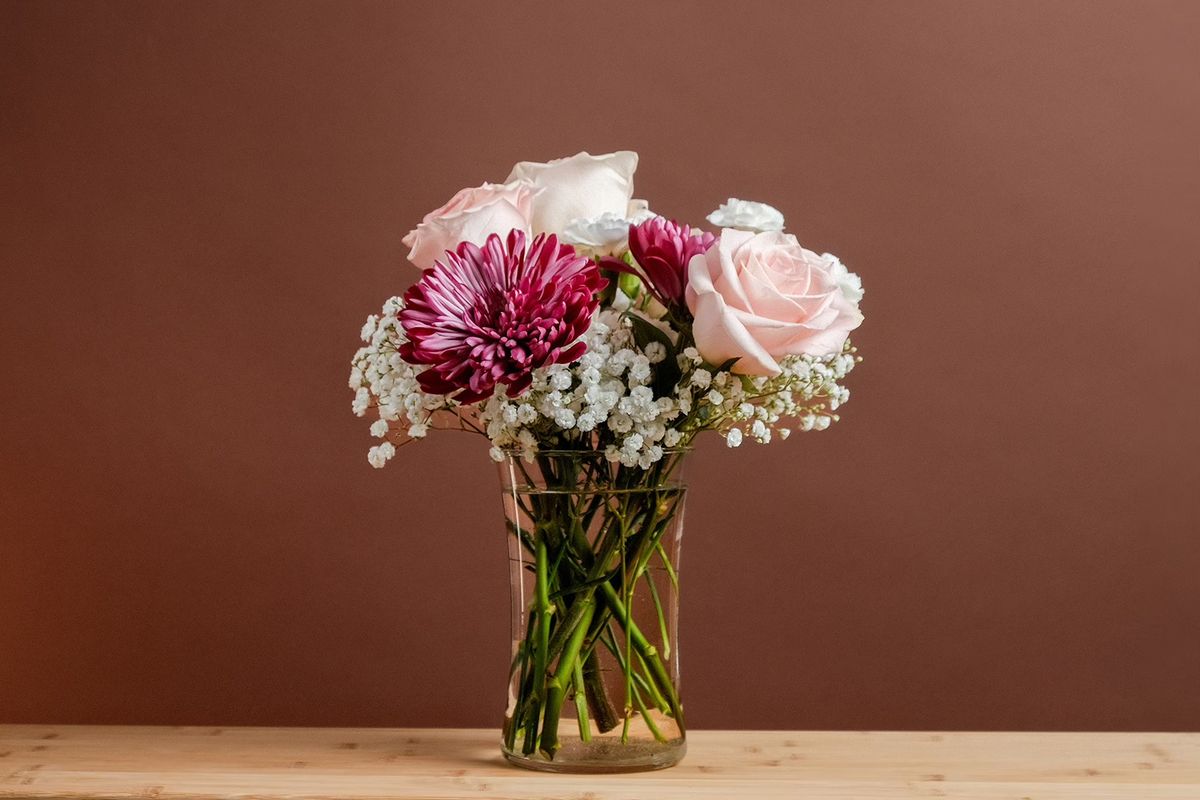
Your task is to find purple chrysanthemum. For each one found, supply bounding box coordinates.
[399,230,606,404]
[607,217,716,311]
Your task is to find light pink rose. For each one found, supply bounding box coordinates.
[402,180,538,269]
[685,229,864,375]
[506,151,640,236]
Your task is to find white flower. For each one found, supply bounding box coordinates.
[360,315,378,343]
[608,412,633,434]
[549,370,572,391]
[706,198,785,232]
[369,419,390,438]
[726,428,743,447]
[690,369,712,390]
[489,446,506,463]
[352,387,371,417]
[628,356,652,384]
[822,253,864,305]
[367,442,396,468]
[561,204,655,255]
[506,151,641,236]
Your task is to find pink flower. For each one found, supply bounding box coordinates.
[399,230,605,403]
[616,217,716,310]
[402,181,539,270]
[685,229,863,375]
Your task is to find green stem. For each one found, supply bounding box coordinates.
[644,566,671,661]
[524,537,553,755]
[598,580,685,732]
[540,597,595,758]
[572,657,591,743]
[632,683,669,743]
[655,540,679,590]
[598,623,668,715]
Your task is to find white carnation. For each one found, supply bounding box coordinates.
[561,205,656,255]
[706,198,785,232]
[822,252,864,305]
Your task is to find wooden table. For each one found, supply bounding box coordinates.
[2,725,1198,799]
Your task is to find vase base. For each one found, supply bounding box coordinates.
[503,739,686,773]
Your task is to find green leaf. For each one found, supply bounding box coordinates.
[626,312,672,353]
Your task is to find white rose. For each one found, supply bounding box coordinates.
[706,198,785,232]
[822,252,865,304]
[506,151,640,236]
[560,200,655,256]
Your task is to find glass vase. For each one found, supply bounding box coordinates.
[497,449,688,773]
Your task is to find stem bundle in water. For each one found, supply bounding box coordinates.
[500,449,688,770]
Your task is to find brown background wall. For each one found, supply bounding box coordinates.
[2,0,1198,731]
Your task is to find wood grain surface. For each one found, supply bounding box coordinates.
[2,726,1198,799]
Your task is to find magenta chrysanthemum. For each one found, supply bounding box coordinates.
[609,217,716,311]
[399,230,606,404]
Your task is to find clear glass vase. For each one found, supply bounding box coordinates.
[498,449,688,773]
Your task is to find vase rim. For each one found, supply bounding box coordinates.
[498,446,694,457]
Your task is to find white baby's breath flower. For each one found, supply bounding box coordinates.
[549,370,572,391]
[352,387,370,417]
[726,428,743,447]
[360,315,378,343]
[609,412,633,434]
[489,446,505,463]
[367,441,396,468]
[706,198,785,232]
[369,419,390,438]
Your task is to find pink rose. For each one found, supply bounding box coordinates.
[402,181,538,269]
[685,229,864,375]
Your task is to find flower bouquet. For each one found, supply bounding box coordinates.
[349,151,864,772]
